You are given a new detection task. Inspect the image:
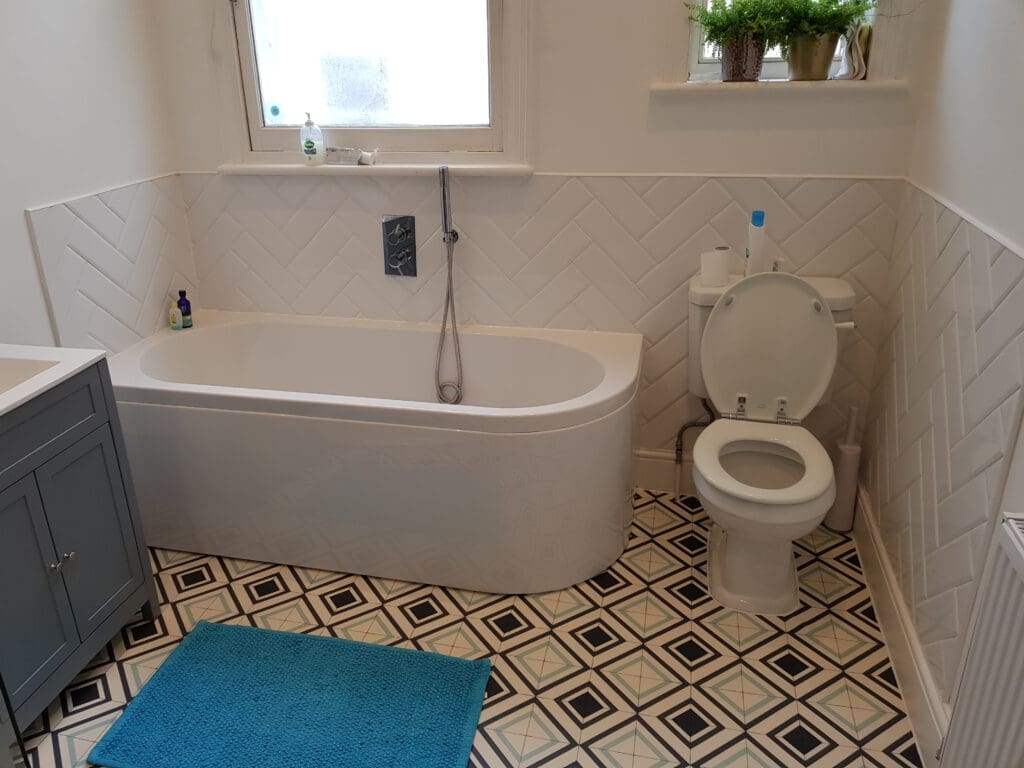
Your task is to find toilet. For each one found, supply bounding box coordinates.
[691,272,841,615]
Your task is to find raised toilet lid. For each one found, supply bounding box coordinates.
[700,272,838,423]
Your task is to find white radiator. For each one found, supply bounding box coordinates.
[941,514,1024,768]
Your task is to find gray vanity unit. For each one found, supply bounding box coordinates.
[0,345,157,736]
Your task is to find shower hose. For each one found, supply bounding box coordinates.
[435,234,463,404]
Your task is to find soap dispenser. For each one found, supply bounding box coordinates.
[300,112,325,166]
[169,302,183,331]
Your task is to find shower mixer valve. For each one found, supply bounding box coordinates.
[382,214,417,276]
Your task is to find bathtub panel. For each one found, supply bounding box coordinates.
[119,397,634,594]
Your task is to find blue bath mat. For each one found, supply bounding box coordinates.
[88,621,491,768]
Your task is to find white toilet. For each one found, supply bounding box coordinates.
[691,272,840,615]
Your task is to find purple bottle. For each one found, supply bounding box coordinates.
[177,290,193,329]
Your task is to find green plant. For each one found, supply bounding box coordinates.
[780,0,875,41]
[688,0,788,51]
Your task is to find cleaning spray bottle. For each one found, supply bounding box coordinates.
[300,113,324,166]
[744,210,767,276]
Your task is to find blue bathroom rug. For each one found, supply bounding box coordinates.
[88,621,491,768]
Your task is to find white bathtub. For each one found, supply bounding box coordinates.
[110,311,642,594]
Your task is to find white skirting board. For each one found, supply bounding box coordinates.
[632,449,695,496]
[854,485,948,768]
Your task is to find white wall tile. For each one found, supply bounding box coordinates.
[30,177,196,350]
[863,184,1024,705]
[32,172,900,459]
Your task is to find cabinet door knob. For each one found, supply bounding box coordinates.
[49,561,63,573]
[63,551,77,562]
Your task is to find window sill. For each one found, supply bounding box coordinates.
[651,79,909,97]
[217,162,533,177]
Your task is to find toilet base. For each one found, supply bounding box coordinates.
[707,524,799,616]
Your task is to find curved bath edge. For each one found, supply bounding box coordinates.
[120,392,637,595]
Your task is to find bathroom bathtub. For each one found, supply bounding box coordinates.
[109,310,642,594]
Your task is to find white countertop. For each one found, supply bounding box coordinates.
[0,344,106,418]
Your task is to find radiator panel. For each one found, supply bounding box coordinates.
[941,518,1024,767]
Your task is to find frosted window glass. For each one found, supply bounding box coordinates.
[249,0,491,128]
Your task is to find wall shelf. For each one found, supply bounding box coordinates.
[217,163,533,177]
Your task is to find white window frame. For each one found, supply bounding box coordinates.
[232,0,526,161]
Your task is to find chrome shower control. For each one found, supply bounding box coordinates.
[63,551,77,562]
[382,215,417,276]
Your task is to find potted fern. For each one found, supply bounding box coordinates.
[689,0,786,82]
[780,0,875,80]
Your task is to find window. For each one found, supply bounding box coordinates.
[687,0,844,82]
[233,0,524,158]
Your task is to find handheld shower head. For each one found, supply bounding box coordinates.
[439,166,458,244]
[435,166,463,404]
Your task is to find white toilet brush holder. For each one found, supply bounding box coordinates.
[825,406,861,532]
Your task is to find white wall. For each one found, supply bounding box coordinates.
[907,0,1024,252]
[531,0,913,175]
[0,0,923,349]
[161,0,914,177]
[0,2,177,345]
[150,0,250,174]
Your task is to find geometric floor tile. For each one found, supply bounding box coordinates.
[508,635,588,693]
[765,713,843,765]
[798,561,863,606]
[586,719,683,768]
[699,660,794,729]
[805,675,903,742]
[599,646,684,708]
[523,588,596,627]
[700,606,782,655]
[606,591,683,641]
[792,613,882,669]
[250,596,319,633]
[7,491,921,768]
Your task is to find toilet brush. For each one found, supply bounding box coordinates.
[825,406,861,532]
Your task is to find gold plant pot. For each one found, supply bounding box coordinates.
[720,35,766,82]
[787,33,841,81]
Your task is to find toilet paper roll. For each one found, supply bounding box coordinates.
[700,246,732,287]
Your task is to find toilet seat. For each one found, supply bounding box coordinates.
[693,419,833,505]
[700,273,838,423]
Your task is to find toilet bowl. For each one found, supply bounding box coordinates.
[694,419,836,614]
[692,272,840,615]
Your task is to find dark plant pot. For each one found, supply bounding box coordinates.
[787,33,841,81]
[720,35,766,82]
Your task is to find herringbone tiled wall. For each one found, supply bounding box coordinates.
[33,172,901,451]
[863,183,1024,703]
[182,173,901,450]
[29,175,198,351]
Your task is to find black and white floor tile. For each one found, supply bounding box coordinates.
[10,490,922,768]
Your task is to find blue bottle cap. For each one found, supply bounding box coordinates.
[751,210,765,227]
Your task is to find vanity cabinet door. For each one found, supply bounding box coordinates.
[35,425,145,640]
[0,475,79,709]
